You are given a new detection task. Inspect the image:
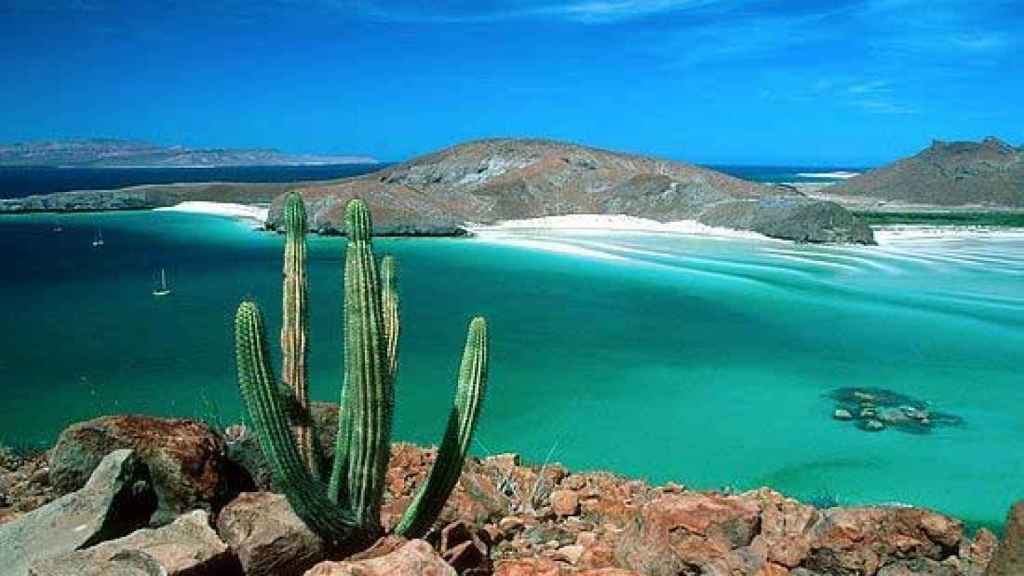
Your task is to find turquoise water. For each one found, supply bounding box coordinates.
[2,212,1022,529]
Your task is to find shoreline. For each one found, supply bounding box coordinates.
[468,214,775,240]
[153,201,270,227]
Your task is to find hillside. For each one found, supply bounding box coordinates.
[0,139,377,167]
[827,137,1024,208]
[273,139,874,243]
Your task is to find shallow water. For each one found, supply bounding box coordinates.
[2,212,1022,529]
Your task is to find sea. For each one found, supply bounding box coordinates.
[2,164,1021,532]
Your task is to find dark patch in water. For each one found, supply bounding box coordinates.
[828,387,964,434]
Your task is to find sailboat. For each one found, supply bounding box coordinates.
[91,228,104,247]
[153,268,172,297]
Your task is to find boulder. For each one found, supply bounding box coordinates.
[0,449,154,576]
[551,490,581,517]
[986,501,1024,576]
[49,415,238,525]
[304,539,455,575]
[29,510,236,576]
[803,506,962,575]
[216,492,326,576]
[877,558,958,575]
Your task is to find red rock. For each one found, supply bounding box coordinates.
[551,490,580,517]
[803,507,963,575]
[305,539,455,576]
[216,492,325,576]
[494,558,567,576]
[960,527,997,569]
[987,501,1024,576]
[642,491,761,547]
[749,489,819,568]
[48,415,234,525]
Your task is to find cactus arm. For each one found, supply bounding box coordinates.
[395,317,489,538]
[280,192,316,475]
[380,256,400,381]
[335,199,393,530]
[235,301,358,544]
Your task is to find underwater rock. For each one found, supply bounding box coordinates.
[833,408,853,421]
[48,415,236,525]
[0,449,154,576]
[864,419,886,432]
[829,387,963,434]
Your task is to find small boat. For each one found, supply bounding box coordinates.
[91,228,104,247]
[153,268,172,297]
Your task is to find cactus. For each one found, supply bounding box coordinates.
[280,192,316,474]
[234,197,490,546]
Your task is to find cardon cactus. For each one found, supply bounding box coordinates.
[234,197,489,546]
[280,192,316,474]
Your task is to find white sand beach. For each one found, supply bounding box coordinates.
[468,214,773,240]
[154,201,270,226]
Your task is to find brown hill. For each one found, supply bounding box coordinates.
[274,139,873,243]
[828,137,1024,207]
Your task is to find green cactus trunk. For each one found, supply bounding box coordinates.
[281,192,316,475]
[395,317,489,537]
[337,200,392,530]
[235,301,358,545]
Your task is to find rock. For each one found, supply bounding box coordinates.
[550,490,580,517]
[553,544,585,565]
[961,528,997,569]
[750,489,820,568]
[804,506,963,575]
[29,510,236,576]
[304,539,455,575]
[0,450,154,576]
[986,501,1024,576]
[216,492,326,576]
[833,408,853,421]
[864,419,885,432]
[49,415,238,525]
[877,558,958,575]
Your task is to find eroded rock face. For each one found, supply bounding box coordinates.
[304,539,455,576]
[217,492,326,576]
[986,501,1024,576]
[0,449,154,576]
[48,415,239,525]
[29,510,235,576]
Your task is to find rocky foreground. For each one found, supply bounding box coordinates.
[1,408,1020,576]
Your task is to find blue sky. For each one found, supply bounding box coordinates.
[0,0,1021,165]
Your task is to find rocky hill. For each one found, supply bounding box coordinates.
[827,137,1024,207]
[272,139,874,243]
[0,139,377,167]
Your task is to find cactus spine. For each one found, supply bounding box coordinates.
[281,192,316,474]
[234,197,490,546]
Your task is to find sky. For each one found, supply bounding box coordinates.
[0,0,1021,166]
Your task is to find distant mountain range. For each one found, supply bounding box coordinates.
[827,137,1024,208]
[0,139,378,168]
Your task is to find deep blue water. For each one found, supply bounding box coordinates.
[0,164,386,199]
